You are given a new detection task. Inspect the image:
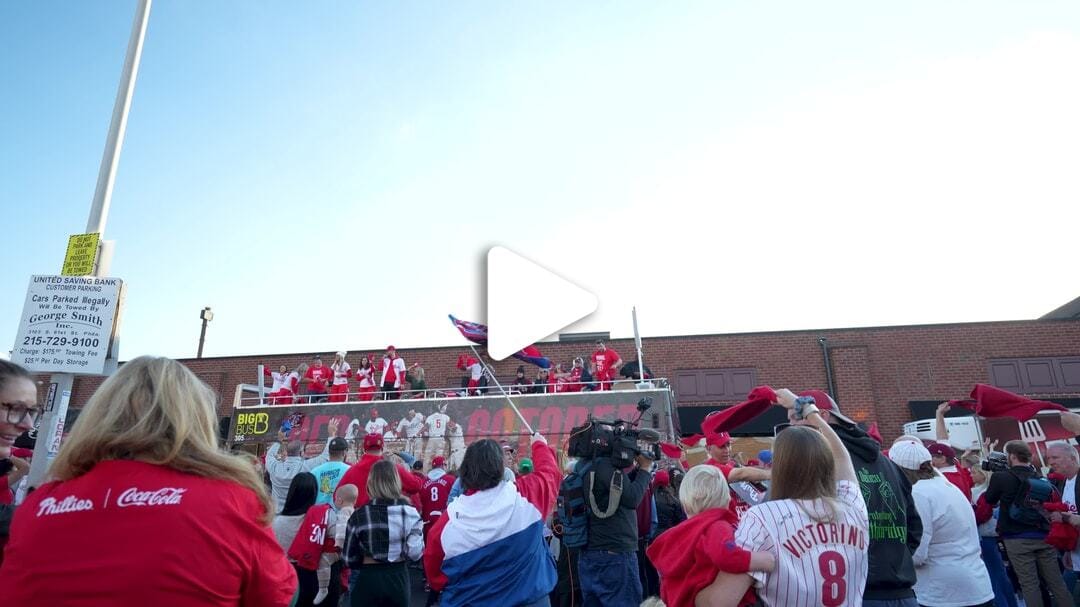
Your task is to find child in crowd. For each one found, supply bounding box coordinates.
[314,484,359,605]
[646,465,775,607]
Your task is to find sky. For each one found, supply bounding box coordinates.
[2,1,1078,361]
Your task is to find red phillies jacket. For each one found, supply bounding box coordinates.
[646,507,755,607]
[288,503,336,570]
[0,460,295,607]
[337,454,423,506]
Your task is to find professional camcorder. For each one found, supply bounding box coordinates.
[981,451,1009,473]
[567,397,662,468]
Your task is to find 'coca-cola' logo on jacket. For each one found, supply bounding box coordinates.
[117,487,187,508]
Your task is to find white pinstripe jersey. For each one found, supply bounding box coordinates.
[735,480,869,607]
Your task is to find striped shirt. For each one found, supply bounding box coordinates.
[735,480,869,607]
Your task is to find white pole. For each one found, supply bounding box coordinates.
[632,306,652,389]
[467,344,535,434]
[27,0,152,490]
[87,0,153,239]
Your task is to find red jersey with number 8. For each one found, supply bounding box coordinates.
[734,480,869,607]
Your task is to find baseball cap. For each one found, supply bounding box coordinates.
[926,442,956,461]
[431,456,446,469]
[797,390,855,425]
[653,469,671,487]
[412,460,424,471]
[889,440,932,471]
[386,345,396,351]
[363,433,384,450]
[705,432,731,448]
[501,442,516,453]
[329,437,349,453]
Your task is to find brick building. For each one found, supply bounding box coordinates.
[63,308,1080,442]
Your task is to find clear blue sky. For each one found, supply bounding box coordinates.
[3,1,1078,360]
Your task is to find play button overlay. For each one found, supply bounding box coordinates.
[487,246,598,361]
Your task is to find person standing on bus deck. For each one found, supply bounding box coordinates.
[380,346,407,400]
[304,356,333,403]
[589,340,623,391]
[329,352,352,403]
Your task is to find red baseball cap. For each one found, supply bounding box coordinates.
[653,469,671,487]
[797,390,855,425]
[363,433,384,450]
[386,345,396,351]
[432,456,447,469]
[927,442,956,461]
[705,432,731,448]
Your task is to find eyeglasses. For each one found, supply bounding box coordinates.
[2,403,44,426]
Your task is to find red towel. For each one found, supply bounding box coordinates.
[701,386,778,436]
[948,384,1067,421]
[1044,501,1078,551]
[660,442,685,459]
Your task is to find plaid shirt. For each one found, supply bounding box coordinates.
[342,498,424,567]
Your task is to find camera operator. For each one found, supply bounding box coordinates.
[984,440,1071,607]
[578,449,654,607]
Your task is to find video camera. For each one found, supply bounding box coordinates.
[981,451,1009,473]
[567,397,661,468]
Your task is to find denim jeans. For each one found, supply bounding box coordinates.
[578,550,642,607]
[980,536,1018,607]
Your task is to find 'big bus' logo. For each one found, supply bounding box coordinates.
[235,412,269,437]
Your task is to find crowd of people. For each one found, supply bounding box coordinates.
[259,340,648,405]
[2,355,1080,606]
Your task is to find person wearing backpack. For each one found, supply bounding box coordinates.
[984,440,1072,607]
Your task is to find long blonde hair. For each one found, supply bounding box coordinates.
[49,356,275,523]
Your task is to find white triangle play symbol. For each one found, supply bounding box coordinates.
[487,246,598,361]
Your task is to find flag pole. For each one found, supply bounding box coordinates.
[467,344,535,435]
[633,306,653,389]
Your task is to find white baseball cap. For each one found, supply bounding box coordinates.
[888,440,932,471]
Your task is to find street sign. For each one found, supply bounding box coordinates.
[12,275,124,375]
[61,233,100,276]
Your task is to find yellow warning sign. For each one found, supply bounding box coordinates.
[61,233,100,276]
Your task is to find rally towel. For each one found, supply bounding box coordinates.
[949,384,1067,422]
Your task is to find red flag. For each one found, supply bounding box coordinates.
[701,386,778,436]
[948,384,1067,422]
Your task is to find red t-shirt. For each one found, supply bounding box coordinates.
[305,365,332,393]
[591,348,621,375]
[0,460,296,607]
[420,473,456,524]
[336,454,423,507]
[383,357,399,385]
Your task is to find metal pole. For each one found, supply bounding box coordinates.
[632,307,652,388]
[467,344,535,434]
[27,0,152,490]
[197,317,208,358]
[86,0,152,239]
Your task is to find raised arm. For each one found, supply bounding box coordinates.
[1062,411,1080,436]
[935,402,950,442]
[775,388,856,483]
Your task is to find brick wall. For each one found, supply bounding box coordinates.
[61,318,1080,441]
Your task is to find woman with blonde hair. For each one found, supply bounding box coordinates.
[698,388,869,607]
[0,356,297,606]
[342,460,424,606]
